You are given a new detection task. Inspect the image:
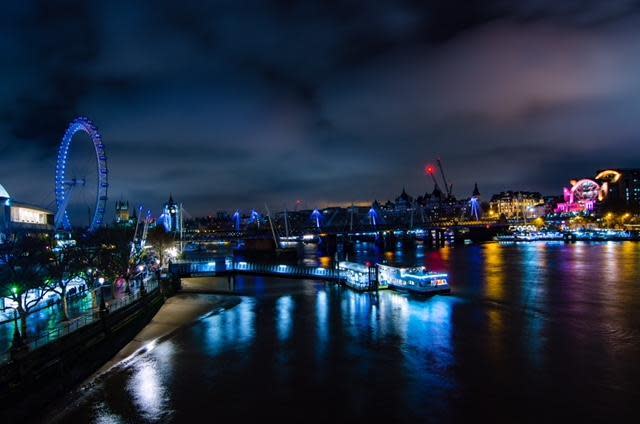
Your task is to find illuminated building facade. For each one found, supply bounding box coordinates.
[115,200,131,224]
[0,183,54,241]
[595,169,640,212]
[489,191,544,219]
[159,194,182,233]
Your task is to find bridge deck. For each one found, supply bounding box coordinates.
[169,258,378,291]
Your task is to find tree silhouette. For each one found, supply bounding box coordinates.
[45,246,87,321]
[146,226,175,268]
[0,237,51,338]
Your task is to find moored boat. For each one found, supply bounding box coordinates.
[377,264,450,295]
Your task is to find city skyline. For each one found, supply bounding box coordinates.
[2,3,640,422]
[3,1,640,216]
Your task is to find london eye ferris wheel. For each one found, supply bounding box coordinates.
[54,117,109,233]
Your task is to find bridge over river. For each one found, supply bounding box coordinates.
[169,258,379,291]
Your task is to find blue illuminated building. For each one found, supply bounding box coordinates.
[161,194,182,233]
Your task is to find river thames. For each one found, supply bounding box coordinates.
[52,241,640,422]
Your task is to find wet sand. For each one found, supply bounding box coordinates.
[95,292,240,375]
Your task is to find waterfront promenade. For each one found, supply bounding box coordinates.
[0,278,156,364]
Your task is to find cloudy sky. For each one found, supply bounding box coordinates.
[2,0,640,220]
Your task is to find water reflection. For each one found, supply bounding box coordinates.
[129,357,167,420]
[54,242,640,423]
[203,299,255,356]
[316,289,328,353]
[276,295,293,342]
[484,243,505,301]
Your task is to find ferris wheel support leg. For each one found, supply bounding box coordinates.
[54,186,75,229]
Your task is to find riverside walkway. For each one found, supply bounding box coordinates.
[0,279,159,364]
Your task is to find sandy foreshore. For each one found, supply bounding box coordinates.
[95,292,240,375]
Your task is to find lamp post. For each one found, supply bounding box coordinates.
[138,265,146,295]
[98,277,108,313]
[11,310,23,348]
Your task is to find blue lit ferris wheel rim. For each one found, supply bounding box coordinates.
[55,117,109,232]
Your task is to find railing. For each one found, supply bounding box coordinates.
[0,279,159,365]
[232,261,341,280]
[27,312,99,351]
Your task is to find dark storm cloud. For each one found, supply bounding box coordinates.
[2,0,640,218]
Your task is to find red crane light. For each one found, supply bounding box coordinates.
[425,165,435,175]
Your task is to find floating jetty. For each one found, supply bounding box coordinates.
[169,258,449,294]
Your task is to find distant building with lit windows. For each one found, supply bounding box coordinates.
[490,191,544,220]
[394,188,414,213]
[595,169,640,212]
[115,200,131,225]
[0,183,54,241]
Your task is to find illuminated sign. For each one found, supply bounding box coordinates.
[595,170,622,183]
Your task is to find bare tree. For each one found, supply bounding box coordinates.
[45,246,87,321]
[146,226,175,268]
[0,237,51,337]
[87,227,137,294]
[74,237,115,306]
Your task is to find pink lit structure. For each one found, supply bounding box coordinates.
[555,179,607,214]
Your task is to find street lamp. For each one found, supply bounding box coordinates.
[137,265,147,295]
[98,277,107,313]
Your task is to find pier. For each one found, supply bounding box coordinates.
[169,258,380,291]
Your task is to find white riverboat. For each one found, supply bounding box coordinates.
[377,264,450,295]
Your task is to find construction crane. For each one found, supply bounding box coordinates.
[436,158,453,198]
[425,165,442,192]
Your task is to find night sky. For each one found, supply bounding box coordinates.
[2,0,640,219]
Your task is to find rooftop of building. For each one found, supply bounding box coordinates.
[0,183,10,199]
[490,191,544,201]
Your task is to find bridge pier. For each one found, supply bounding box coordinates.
[227,273,235,291]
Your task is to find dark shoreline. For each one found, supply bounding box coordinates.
[0,289,165,422]
[45,293,241,424]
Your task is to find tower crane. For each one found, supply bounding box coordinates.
[425,165,442,191]
[436,158,453,198]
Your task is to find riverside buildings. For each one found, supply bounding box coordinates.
[595,169,640,212]
[0,183,54,242]
[489,191,544,220]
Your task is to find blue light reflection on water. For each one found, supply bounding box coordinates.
[276,295,293,342]
[202,298,255,357]
[53,242,640,422]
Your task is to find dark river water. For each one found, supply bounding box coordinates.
[53,241,640,423]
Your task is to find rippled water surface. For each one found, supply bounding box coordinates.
[54,242,640,422]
